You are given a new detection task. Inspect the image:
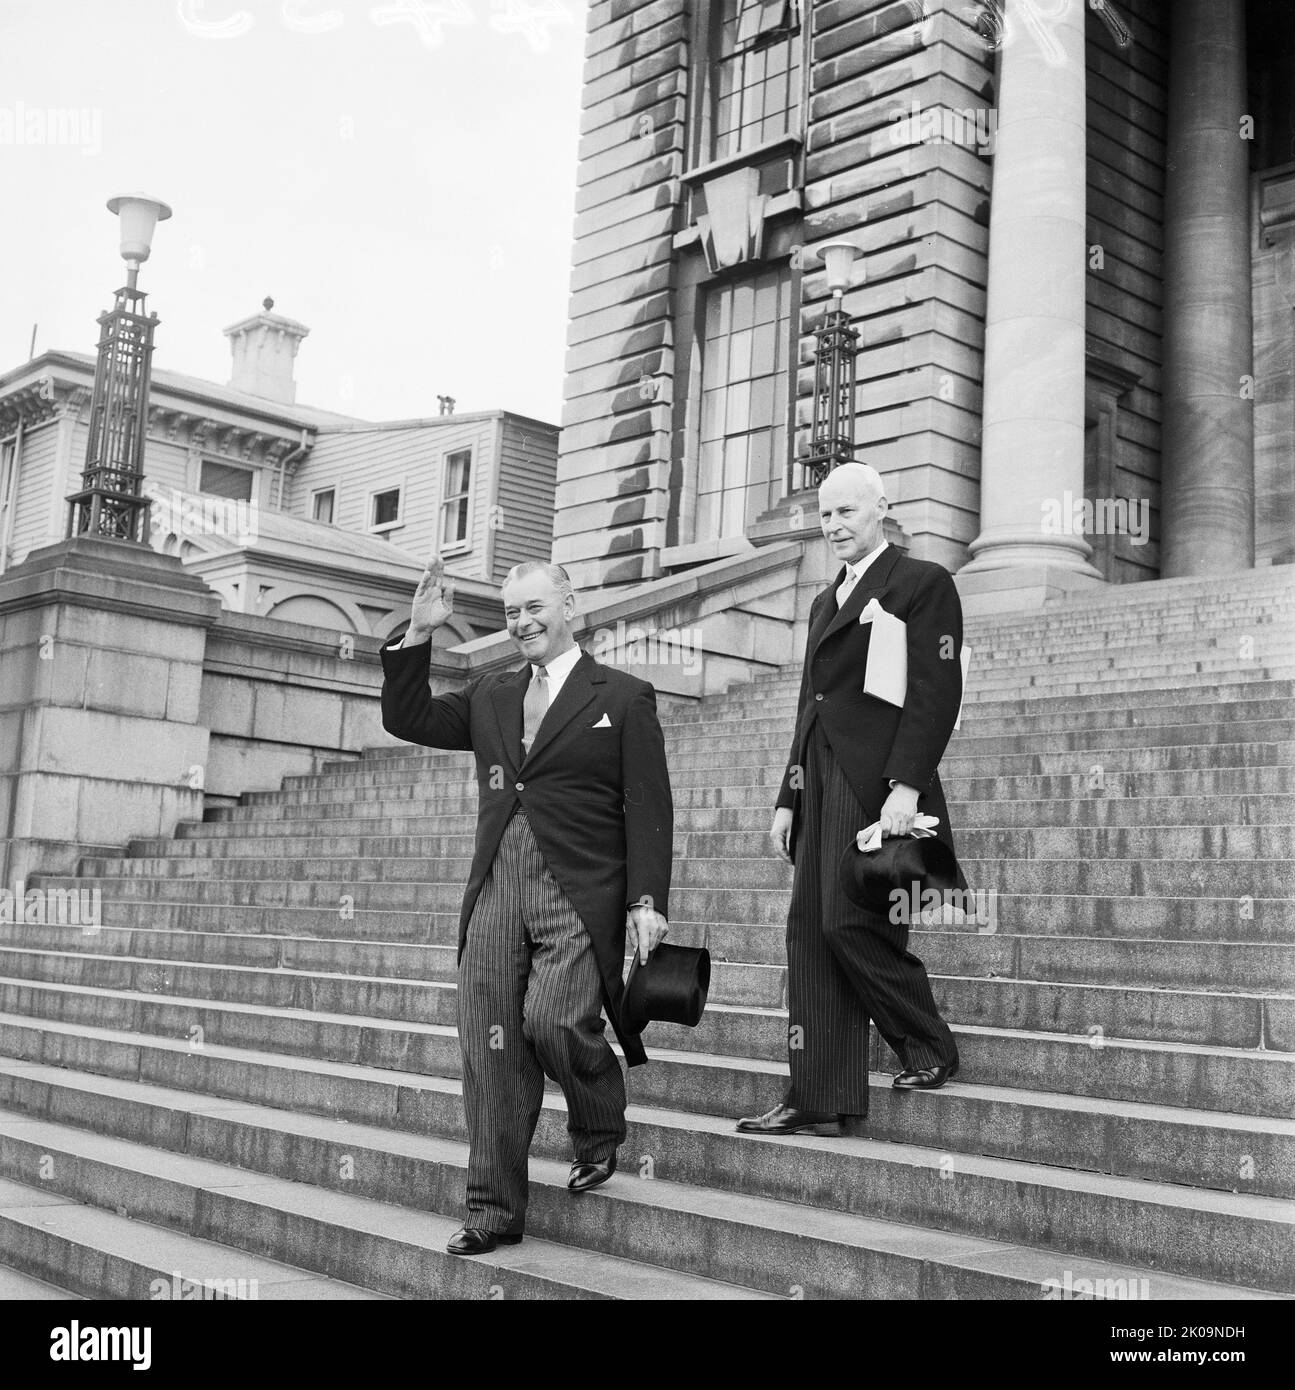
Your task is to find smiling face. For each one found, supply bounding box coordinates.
[502,569,577,667]
[819,463,888,565]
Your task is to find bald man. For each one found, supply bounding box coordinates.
[737,463,965,1135]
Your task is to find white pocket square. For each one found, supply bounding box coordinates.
[592,713,612,728]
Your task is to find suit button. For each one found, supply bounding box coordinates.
[814,693,824,702]
[515,782,524,791]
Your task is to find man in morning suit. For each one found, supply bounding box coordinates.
[381,558,673,1255]
[737,462,963,1136]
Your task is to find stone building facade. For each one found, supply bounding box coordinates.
[555,0,1293,603]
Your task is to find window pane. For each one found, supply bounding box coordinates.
[715,93,736,142]
[721,488,745,536]
[751,322,776,376]
[749,375,776,430]
[694,489,717,540]
[747,429,773,487]
[765,70,788,119]
[698,440,724,492]
[373,489,400,526]
[701,388,725,442]
[312,489,335,524]
[732,281,755,332]
[723,435,749,490]
[725,380,752,433]
[446,449,471,496]
[441,496,468,545]
[728,328,753,380]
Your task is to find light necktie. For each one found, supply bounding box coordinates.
[836,564,860,609]
[521,665,549,756]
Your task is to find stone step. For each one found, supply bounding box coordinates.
[661,678,1295,725]
[656,1008,1295,1119]
[674,767,1295,798]
[0,1079,1286,1297]
[0,1133,755,1302]
[669,719,1295,756]
[271,761,1295,805]
[3,1020,1290,1207]
[179,787,1295,835]
[329,719,1295,773]
[0,944,1288,1052]
[0,978,1288,1116]
[35,890,1290,944]
[0,1174,383,1300]
[4,920,1291,994]
[267,768,1295,817]
[657,677,1295,724]
[51,851,1295,901]
[681,693,1295,737]
[0,1263,81,1298]
[282,737,1295,791]
[100,820,1295,869]
[339,710,1295,770]
[675,743,1295,781]
[194,790,1295,840]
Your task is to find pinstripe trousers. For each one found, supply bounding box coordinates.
[786,722,958,1116]
[456,810,626,1234]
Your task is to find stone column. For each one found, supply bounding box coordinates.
[958,0,1103,609]
[1160,0,1254,577]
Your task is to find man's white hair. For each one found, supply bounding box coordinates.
[502,560,575,605]
[820,461,886,501]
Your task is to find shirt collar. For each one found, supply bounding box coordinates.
[845,540,889,583]
[533,642,582,682]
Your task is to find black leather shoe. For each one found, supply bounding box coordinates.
[892,1062,959,1090]
[568,1154,617,1192]
[446,1227,524,1256]
[736,1102,841,1135]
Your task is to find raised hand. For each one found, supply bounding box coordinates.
[408,556,455,643]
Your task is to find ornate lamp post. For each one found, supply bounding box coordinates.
[800,239,863,488]
[66,194,172,544]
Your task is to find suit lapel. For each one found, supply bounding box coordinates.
[815,545,902,650]
[522,650,601,765]
[807,576,842,652]
[490,664,530,772]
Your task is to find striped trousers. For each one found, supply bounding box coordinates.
[786,722,958,1116]
[456,810,626,1234]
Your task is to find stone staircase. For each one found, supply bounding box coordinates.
[0,567,1292,1299]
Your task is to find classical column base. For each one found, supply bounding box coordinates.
[955,562,1107,616]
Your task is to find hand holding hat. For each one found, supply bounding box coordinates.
[629,902,670,964]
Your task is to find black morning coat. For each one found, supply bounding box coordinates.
[776,544,967,880]
[380,639,674,1066]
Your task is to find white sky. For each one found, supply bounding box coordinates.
[0,0,588,425]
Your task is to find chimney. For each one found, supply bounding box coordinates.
[222,297,310,403]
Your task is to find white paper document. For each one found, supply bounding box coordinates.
[856,815,941,853]
[857,598,972,728]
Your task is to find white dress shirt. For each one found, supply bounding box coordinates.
[835,540,889,607]
[529,641,582,705]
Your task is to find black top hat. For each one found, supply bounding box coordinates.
[838,834,960,917]
[621,943,711,1035]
